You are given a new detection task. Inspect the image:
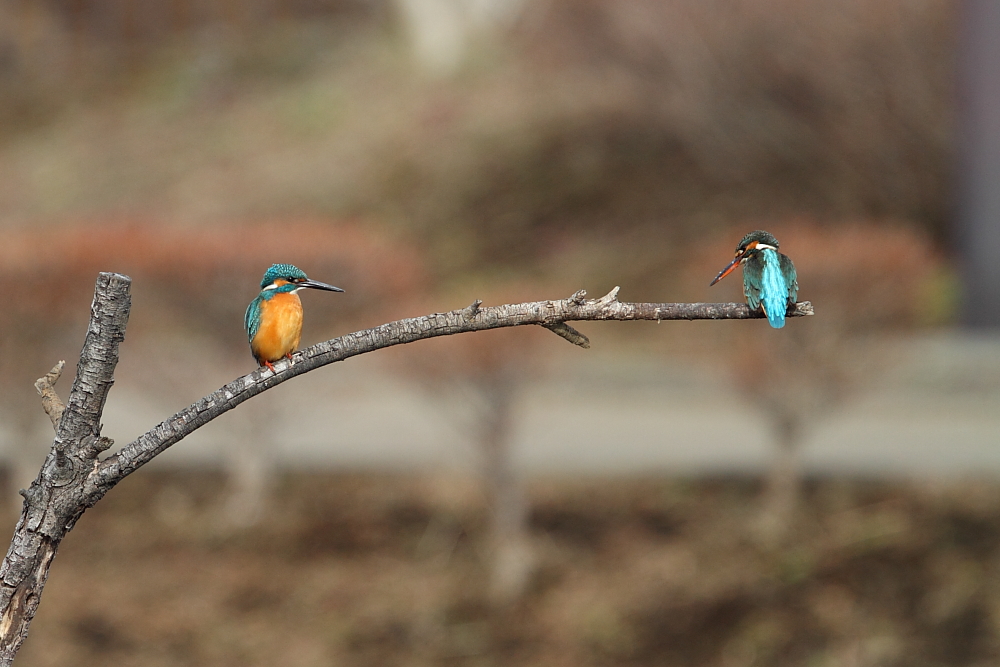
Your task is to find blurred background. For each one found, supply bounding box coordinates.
[2,0,1000,665]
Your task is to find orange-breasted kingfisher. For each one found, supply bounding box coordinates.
[245,263,344,371]
[709,230,798,328]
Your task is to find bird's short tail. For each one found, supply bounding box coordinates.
[762,303,785,328]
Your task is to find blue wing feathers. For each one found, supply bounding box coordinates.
[780,253,798,306]
[760,249,788,328]
[245,296,262,344]
[742,261,763,312]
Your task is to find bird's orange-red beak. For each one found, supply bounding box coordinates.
[709,256,741,286]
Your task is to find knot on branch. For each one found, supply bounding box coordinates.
[80,435,115,460]
[18,484,44,508]
[45,451,76,487]
[462,300,482,321]
[568,290,587,305]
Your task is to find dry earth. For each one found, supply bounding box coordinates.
[7,471,1000,667]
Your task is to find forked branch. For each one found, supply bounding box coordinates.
[0,273,813,665]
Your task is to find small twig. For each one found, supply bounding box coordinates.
[34,361,66,431]
[596,286,621,306]
[542,322,591,348]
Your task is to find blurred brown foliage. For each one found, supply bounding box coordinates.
[374,0,953,280]
[0,0,953,284]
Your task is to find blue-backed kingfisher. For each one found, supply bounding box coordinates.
[245,263,344,371]
[709,230,798,328]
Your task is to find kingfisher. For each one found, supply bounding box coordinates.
[709,230,798,328]
[245,263,344,371]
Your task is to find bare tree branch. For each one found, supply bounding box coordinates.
[0,274,812,664]
[93,289,811,489]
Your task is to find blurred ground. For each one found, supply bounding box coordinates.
[12,470,1000,667]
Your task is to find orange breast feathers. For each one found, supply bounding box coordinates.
[250,292,304,363]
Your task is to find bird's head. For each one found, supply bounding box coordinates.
[260,263,345,294]
[709,230,780,286]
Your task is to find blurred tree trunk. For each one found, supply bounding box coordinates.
[957,0,1000,328]
[476,372,534,606]
[395,0,526,74]
[756,409,804,544]
[219,412,276,529]
[220,453,273,527]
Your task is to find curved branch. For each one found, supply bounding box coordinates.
[92,288,812,494]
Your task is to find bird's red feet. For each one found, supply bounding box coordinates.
[263,360,277,373]
[285,353,294,361]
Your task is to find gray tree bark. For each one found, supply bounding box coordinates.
[0,274,812,664]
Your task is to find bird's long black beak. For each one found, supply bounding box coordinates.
[709,257,740,286]
[300,279,344,292]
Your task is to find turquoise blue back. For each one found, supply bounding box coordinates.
[760,249,789,328]
[742,248,797,329]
